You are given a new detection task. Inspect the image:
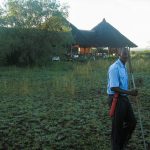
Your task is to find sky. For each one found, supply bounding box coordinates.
[60,0,150,48]
[0,0,150,48]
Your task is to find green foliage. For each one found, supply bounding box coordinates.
[0,0,72,66]
[0,58,149,149]
[131,50,150,59]
[0,0,69,28]
[39,16,71,32]
[130,50,150,72]
[0,27,73,66]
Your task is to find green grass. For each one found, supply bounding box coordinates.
[0,52,150,149]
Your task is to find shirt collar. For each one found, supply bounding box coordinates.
[117,59,126,68]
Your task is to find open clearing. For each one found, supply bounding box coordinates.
[0,52,149,149]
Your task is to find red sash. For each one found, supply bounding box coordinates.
[109,93,119,117]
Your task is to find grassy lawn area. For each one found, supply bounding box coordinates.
[0,53,149,149]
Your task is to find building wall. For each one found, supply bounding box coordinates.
[79,47,91,54]
[72,45,91,54]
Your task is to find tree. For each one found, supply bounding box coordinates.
[0,27,74,66]
[0,0,69,28]
[39,16,71,32]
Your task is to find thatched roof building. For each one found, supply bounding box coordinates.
[69,24,91,47]
[71,18,137,48]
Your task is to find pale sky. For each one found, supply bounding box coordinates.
[1,0,150,48]
[60,0,150,48]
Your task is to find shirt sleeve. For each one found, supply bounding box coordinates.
[109,67,119,88]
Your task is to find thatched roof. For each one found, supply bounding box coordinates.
[91,18,137,48]
[79,30,95,47]
[69,23,88,46]
[71,18,137,48]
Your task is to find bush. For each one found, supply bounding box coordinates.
[0,27,73,66]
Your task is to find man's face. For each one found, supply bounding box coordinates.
[119,49,128,64]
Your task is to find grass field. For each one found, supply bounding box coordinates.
[0,51,150,149]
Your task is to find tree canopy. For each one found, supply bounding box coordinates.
[0,0,69,29]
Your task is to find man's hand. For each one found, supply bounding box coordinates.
[129,89,138,96]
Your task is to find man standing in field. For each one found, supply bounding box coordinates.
[107,48,138,150]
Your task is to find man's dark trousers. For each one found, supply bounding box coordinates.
[108,95,137,150]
